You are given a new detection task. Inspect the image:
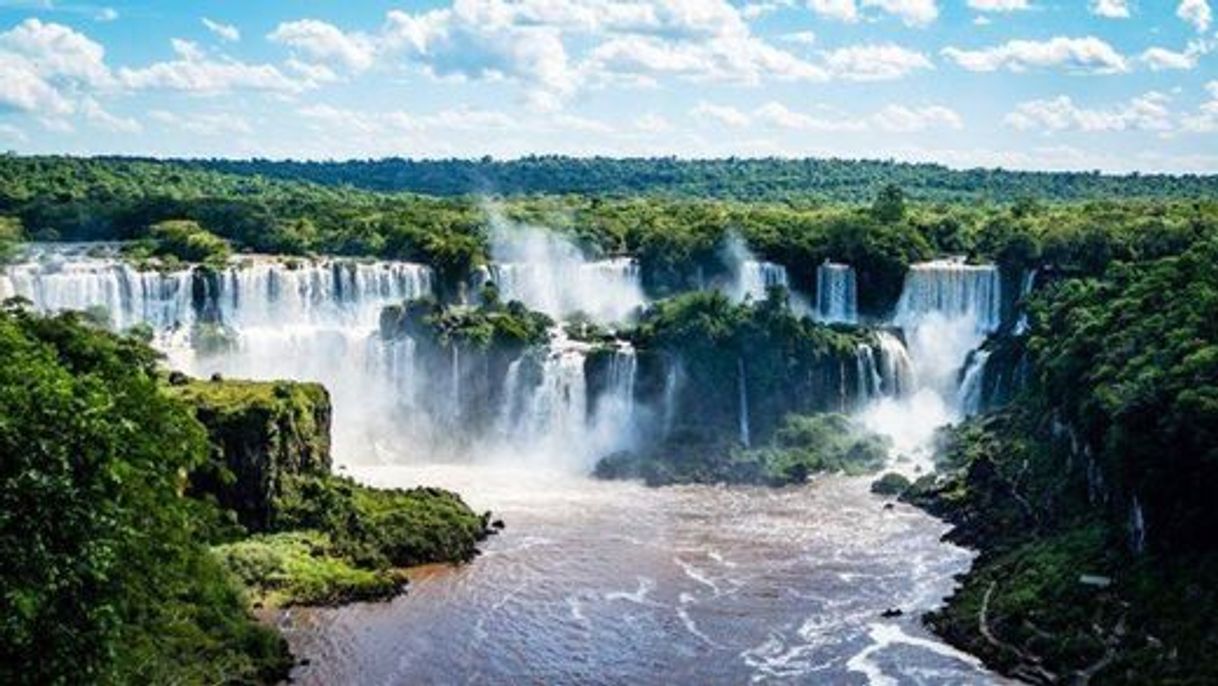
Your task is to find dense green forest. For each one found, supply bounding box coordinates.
[4,155,1217,316]
[162,156,1218,202]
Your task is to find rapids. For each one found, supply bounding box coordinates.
[276,464,1005,685]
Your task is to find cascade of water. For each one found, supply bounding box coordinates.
[816,262,858,324]
[1013,268,1038,336]
[957,350,992,417]
[737,356,751,448]
[894,260,1002,334]
[854,331,916,407]
[735,260,789,303]
[859,260,1003,473]
[662,359,681,438]
[1,253,196,336]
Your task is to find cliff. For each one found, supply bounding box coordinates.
[170,378,332,532]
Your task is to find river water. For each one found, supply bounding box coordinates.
[276,464,1004,685]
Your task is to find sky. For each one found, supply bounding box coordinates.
[0,0,1216,172]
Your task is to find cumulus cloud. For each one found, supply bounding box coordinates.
[268,19,375,72]
[1,18,112,87]
[691,101,751,126]
[1005,93,1173,133]
[942,36,1128,74]
[968,0,1030,12]
[202,18,240,43]
[692,100,961,133]
[1178,0,1213,32]
[822,44,933,81]
[1091,0,1130,18]
[1141,43,1206,70]
[807,0,938,26]
[1181,81,1218,132]
[150,109,254,136]
[118,39,306,95]
[80,96,140,132]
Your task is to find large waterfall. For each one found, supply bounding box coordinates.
[3,245,643,469]
[858,260,1003,470]
[816,262,858,324]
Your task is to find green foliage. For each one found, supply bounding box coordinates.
[0,216,22,263]
[595,413,887,486]
[179,156,1218,202]
[213,531,409,607]
[273,474,487,570]
[150,219,231,265]
[871,472,911,496]
[0,306,289,685]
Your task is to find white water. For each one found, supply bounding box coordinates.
[816,261,858,324]
[860,260,1003,472]
[480,218,646,324]
[3,245,642,468]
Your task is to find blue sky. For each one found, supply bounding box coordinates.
[1,0,1216,171]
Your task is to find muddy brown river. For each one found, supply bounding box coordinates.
[276,465,1006,685]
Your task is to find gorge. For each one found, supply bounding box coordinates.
[1,226,1023,683]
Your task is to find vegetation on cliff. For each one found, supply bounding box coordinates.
[906,232,1218,684]
[0,305,290,685]
[171,376,489,607]
[0,307,491,683]
[596,413,888,487]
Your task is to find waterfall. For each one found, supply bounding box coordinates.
[858,260,1003,473]
[957,350,991,417]
[1013,268,1038,336]
[894,259,1002,335]
[662,359,681,438]
[1,248,196,338]
[484,218,646,323]
[737,356,751,448]
[816,262,858,324]
[735,260,789,303]
[4,246,436,458]
[855,331,916,407]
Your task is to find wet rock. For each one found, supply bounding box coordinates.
[881,608,904,618]
[492,519,506,530]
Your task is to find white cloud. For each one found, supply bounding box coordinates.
[691,101,750,126]
[268,19,375,72]
[1091,0,1130,18]
[95,7,118,22]
[1005,93,1173,133]
[871,104,962,131]
[807,0,860,21]
[780,31,817,46]
[822,44,933,81]
[81,97,140,132]
[0,51,74,114]
[1178,0,1213,32]
[806,0,938,26]
[119,41,306,95]
[1181,81,1218,132]
[0,122,27,143]
[742,1,795,19]
[1141,43,1205,70]
[942,36,1129,74]
[692,100,960,133]
[967,0,1030,12]
[0,18,112,87]
[634,112,671,132]
[150,109,253,136]
[202,18,240,43]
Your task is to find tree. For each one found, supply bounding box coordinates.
[871,184,907,223]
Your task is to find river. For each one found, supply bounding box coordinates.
[276,464,1005,685]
